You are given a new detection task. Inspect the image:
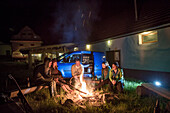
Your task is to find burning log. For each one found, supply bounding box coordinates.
[59,87,121,108]
[62,90,107,107]
[58,79,87,94]
[60,68,119,108]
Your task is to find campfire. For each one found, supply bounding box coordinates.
[62,73,106,108]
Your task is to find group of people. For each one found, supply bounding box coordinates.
[94,61,124,93]
[33,57,73,97]
[33,57,124,97]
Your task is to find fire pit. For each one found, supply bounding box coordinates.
[63,89,106,108]
[59,73,119,108]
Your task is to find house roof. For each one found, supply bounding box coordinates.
[20,43,75,54]
[89,0,170,43]
[11,26,42,41]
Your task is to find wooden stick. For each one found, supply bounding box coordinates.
[8,74,34,113]
[58,79,87,94]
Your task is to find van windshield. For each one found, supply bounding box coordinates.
[57,53,69,61]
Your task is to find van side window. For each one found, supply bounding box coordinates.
[62,54,81,63]
[82,54,93,64]
[69,54,81,63]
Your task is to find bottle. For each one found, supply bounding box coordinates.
[26,77,30,87]
[154,100,160,113]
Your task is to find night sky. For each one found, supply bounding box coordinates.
[0,0,134,45]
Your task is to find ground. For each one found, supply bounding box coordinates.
[25,80,169,113]
[0,61,33,90]
[0,61,169,113]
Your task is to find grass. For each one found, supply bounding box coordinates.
[25,79,169,113]
[0,62,168,112]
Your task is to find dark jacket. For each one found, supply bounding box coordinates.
[101,66,111,80]
[50,67,62,78]
[33,64,52,83]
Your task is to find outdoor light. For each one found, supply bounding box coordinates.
[107,40,111,46]
[38,54,42,57]
[86,44,91,50]
[59,53,63,56]
[138,34,143,45]
[141,31,151,35]
[154,81,161,86]
[74,47,78,51]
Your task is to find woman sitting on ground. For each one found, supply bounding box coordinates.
[94,61,112,90]
[109,62,124,93]
[50,59,73,94]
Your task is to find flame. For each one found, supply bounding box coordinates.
[79,70,92,96]
[73,65,93,100]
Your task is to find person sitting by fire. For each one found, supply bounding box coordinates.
[33,57,57,97]
[109,62,124,93]
[50,59,73,94]
[94,61,112,90]
[71,59,84,88]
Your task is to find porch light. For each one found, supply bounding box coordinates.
[107,40,111,46]
[86,44,91,50]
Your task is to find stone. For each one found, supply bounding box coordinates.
[136,86,155,96]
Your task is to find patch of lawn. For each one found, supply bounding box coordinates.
[25,79,169,113]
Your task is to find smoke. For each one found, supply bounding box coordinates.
[52,0,101,44]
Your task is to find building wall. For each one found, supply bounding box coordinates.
[88,27,170,73]
[0,44,11,56]
[91,38,125,67]
[11,41,42,52]
[122,27,170,73]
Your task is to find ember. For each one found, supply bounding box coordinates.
[62,71,106,108]
[64,90,106,108]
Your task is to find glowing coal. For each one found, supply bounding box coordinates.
[61,66,106,107]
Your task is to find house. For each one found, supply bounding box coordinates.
[77,0,170,85]
[20,43,75,68]
[10,26,43,60]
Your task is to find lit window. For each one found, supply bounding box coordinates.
[138,31,158,45]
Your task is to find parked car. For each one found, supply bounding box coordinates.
[57,51,105,78]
